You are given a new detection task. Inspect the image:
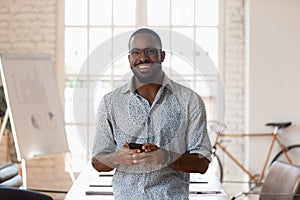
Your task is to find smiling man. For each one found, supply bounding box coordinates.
[128,30,164,86]
[92,28,212,199]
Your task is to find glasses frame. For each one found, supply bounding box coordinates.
[129,48,162,58]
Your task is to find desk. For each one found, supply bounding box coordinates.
[66,163,229,200]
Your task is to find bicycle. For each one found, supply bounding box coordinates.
[208,121,300,189]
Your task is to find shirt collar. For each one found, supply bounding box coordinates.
[121,72,174,94]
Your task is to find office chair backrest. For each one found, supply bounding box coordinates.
[260,161,300,200]
[0,186,53,200]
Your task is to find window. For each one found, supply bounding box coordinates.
[64,0,222,164]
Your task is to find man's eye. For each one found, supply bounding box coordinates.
[131,51,140,56]
[147,49,157,55]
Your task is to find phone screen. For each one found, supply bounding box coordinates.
[128,143,144,152]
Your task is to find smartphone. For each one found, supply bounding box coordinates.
[128,143,144,152]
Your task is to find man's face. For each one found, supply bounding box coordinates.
[128,33,165,83]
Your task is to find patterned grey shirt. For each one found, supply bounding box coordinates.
[93,74,212,200]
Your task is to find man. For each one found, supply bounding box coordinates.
[92,28,212,199]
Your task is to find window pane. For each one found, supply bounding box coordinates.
[195,0,218,26]
[196,28,218,67]
[171,55,194,76]
[113,0,136,25]
[113,27,133,55]
[89,79,101,125]
[88,125,96,153]
[113,28,133,37]
[89,0,112,25]
[65,79,74,123]
[65,125,91,171]
[81,123,94,154]
[170,28,194,76]
[195,75,215,97]
[93,77,114,105]
[172,0,194,26]
[89,28,112,54]
[65,78,88,123]
[113,77,130,89]
[148,0,170,26]
[195,76,218,120]
[113,55,131,76]
[89,78,120,125]
[89,28,112,75]
[65,28,87,74]
[66,125,87,154]
[172,28,194,42]
[65,0,87,25]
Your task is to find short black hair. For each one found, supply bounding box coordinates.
[128,28,162,50]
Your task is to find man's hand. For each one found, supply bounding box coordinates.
[92,143,141,172]
[92,143,173,172]
[131,143,167,165]
[112,143,142,166]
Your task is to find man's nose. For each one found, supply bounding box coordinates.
[138,50,149,62]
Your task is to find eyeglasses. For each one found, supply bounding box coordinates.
[129,48,161,58]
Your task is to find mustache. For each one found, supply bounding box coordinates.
[134,61,160,68]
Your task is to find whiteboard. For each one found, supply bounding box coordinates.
[0,52,69,161]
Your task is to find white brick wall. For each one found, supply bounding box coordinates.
[225,0,245,131]
[0,0,56,57]
[223,0,247,196]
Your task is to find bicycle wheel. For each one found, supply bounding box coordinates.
[270,144,300,167]
[209,154,223,182]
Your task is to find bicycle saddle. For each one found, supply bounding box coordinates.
[265,122,292,129]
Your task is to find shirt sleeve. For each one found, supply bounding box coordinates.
[92,96,116,157]
[185,94,212,162]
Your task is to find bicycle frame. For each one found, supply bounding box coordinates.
[213,132,293,183]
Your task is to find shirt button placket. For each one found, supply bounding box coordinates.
[146,114,151,143]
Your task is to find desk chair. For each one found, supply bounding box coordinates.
[232,161,300,200]
[0,186,53,200]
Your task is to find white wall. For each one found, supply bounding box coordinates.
[246,0,300,172]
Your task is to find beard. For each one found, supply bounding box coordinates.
[131,63,163,84]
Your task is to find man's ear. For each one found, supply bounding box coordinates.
[128,54,133,69]
[160,51,166,62]
[128,54,132,64]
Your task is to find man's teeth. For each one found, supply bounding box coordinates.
[138,65,149,69]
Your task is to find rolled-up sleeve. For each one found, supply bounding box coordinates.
[186,94,212,162]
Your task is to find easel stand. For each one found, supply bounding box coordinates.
[1,52,73,192]
[21,158,27,189]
